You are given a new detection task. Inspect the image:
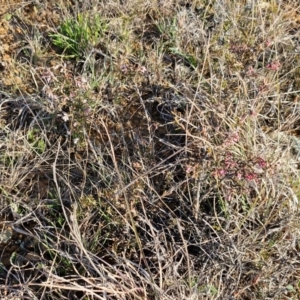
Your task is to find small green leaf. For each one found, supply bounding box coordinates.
[286,284,295,292]
[4,14,12,21]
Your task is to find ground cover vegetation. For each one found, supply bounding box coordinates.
[0,0,300,299]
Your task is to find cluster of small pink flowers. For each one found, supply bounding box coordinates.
[224,152,238,169]
[137,65,147,74]
[40,67,57,84]
[42,85,58,102]
[265,39,272,47]
[230,43,249,54]
[224,131,239,147]
[214,168,226,178]
[246,66,258,77]
[267,61,281,71]
[258,77,270,93]
[255,157,267,168]
[211,153,269,201]
[244,172,257,181]
[186,165,194,174]
[213,153,267,184]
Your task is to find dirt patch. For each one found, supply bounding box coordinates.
[0,0,23,16]
[0,1,63,93]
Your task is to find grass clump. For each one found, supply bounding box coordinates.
[50,12,107,59]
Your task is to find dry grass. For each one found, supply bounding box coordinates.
[0,0,300,299]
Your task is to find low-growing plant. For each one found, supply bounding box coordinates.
[27,128,46,154]
[50,13,107,59]
[169,47,198,69]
